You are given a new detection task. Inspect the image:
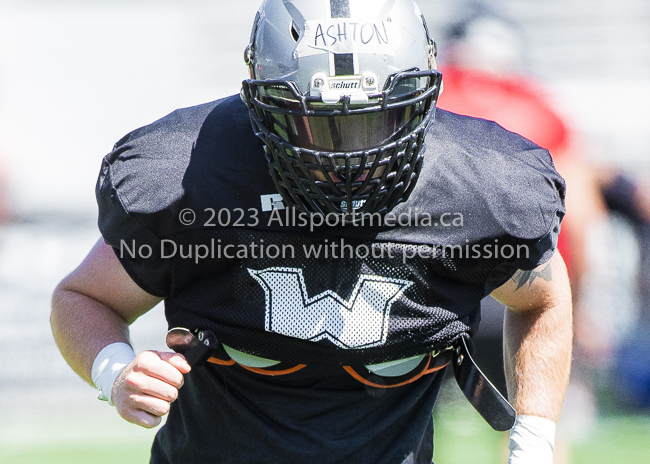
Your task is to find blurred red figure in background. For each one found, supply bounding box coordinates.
[439,68,569,158]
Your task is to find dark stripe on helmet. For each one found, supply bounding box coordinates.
[334,54,354,76]
[330,0,350,18]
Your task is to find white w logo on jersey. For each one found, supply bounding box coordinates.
[248,267,413,349]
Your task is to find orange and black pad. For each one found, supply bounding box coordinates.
[238,363,307,376]
[343,350,453,389]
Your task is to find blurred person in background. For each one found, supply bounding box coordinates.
[436,0,650,452]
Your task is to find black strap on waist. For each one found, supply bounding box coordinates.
[452,335,516,431]
[166,327,218,366]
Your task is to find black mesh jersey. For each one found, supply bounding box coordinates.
[96,94,565,463]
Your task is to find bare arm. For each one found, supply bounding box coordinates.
[51,238,190,428]
[51,238,162,383]
[490,251,573,422]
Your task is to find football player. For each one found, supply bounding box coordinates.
[51,1,572,463]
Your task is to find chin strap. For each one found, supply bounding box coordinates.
[452,335,517,431]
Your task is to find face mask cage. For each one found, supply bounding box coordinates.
[242,69,442,217]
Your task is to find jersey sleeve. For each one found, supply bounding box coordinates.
[482,210,562,295]
[425,111,566,296]
[96,140,172,298]
[94,97,250,298]
[482,137,565,294]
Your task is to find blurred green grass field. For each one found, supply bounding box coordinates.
[3,414,650,464]
[2,384,650,464]
[1,444,151,464]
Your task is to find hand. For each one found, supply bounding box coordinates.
[112,351,191,428]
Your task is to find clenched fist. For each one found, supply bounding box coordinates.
[112,351,191,428]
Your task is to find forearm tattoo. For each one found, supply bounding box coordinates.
[511,263,552,291]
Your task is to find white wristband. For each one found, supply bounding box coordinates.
[91,342,136,406]
[508,415,556,464]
